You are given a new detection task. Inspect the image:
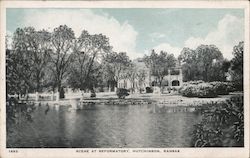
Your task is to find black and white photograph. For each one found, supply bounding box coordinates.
[0,1,249,158]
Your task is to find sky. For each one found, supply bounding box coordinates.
[6,8,244,60]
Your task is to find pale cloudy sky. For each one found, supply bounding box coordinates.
[6,8,244,60]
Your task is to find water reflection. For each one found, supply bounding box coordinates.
[7,103,201,148]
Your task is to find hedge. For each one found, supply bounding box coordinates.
[210,82,230,95]
[179,81,233,98]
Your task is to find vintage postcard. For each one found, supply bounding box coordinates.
[0,1,249,158]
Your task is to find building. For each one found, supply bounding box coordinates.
[117,58,183,93]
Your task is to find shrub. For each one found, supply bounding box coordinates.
[179,82,217,98]
[180,81,235,98]
[227,82,236,92]
[116,88,129,99]
[231,82,243,92]
[192,95,244,147]
[210,82,230,95]
[196,83,217,98]
[179,85,197,97]
[146,87,153,93]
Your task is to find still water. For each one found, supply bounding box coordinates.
[7,103,202,148]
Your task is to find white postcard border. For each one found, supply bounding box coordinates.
[0,1,249,158]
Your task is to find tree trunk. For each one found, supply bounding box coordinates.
[35,74,40,102]
[56,82,61,101]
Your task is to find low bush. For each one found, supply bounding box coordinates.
[116,88,129,99]
[210,82,230,95]
[179,85,197,97]
[196,83,217,98]
[232,82,243,92]
[179,83,216,98]
[180,81,234,98]
[146,87,153,93]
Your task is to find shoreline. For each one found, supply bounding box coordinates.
[17,93,242,107]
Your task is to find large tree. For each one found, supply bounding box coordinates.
[179,45,228,82]
[68,30,112,95]
[7,27,50,98]
[196,45,223,81]
[125,63,138,93]
[49,25,75,100]
[6,49,30,96]
[22,28,51,100]
[102,52,131,90]
[178,48,200,81]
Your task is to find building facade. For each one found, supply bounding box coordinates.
[117,59,183,93]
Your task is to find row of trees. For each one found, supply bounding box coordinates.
[6,25,133,100]
[6,25,244,100]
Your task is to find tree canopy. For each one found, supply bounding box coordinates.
[144,50,176,89]
[230,41,244,90]
[102,51,131,88]
[178,45,229,82]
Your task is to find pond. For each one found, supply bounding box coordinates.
[7,103,202,148]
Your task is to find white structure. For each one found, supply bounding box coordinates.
[117,59,183,92]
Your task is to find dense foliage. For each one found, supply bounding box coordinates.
[143,50,176,92]
[179,81,233,98]
[178,42,244,92]
[210,82,231,95]
[116,88,130,99]
[192,95,244,147]
[178,45,230,82]
[146,87,153,93]
[102,52,131,90]
[229,41,244,91]
[7,25,114,98]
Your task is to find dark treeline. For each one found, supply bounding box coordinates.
[6,25,244,99]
